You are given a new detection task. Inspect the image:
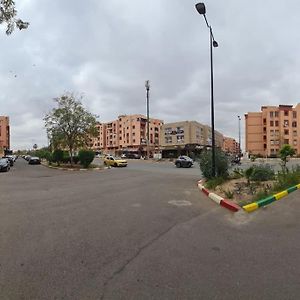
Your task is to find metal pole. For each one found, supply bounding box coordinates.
[238,116,241,156]
[146,85,150,160]
[210,26,216,177]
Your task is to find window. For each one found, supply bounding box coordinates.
[294,140,297,146]
[133,125,135,129]
[284,129,289,135]
[275,111,279,117]
[270,112,274,118]
[292,121,297,128]
[176,135,184,143]
[293,111,297,118]
[284,120,289,127]
[270,140,274,145]
[284,139,289,144]
[294,130,297,136]
[270,121,274,126]
[263,118,266,125]
[133,139,135,143]
[165,136,172,144]
[275,120,279,126]
[284,110,289,116]
[133,132,135,136]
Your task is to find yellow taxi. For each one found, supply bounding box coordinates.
[104,155,128,167]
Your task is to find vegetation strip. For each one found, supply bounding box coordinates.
[243,184,300,212]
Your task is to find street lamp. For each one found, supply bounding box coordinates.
[238,115,241,156]
[145,80,150,159]
[195,2,218,177]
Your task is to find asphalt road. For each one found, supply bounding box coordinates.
[1,159,300,299]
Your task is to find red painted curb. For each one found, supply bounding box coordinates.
[202,188,210,196]
[220,199,240,212]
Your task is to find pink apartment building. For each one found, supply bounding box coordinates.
[223,136,240,155]
[0,116,10,153]
[90,114,163,155]
[245,104,300,156]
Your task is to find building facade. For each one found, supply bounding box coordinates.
[160,121,224,157]
[223,137,240,155]
[245,104,300,156]
[0,116,10,154]
[90,114,163,155]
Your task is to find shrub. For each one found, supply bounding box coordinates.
[224,190,234,199]
[250,165,275,182]
[199,149,229,179]
[52,149,64,165]
[273,167,300,192]
[78,150,95,168]
[205,176,227,190]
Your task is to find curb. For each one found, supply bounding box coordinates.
[41,163,106,171]
[243,183,300,212]
[197,180,240,212]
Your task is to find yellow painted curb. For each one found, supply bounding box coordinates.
[243,202,258,212]
[297,183,300,189]
[274,190,288,200]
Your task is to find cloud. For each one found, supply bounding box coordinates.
[1,0,300,150]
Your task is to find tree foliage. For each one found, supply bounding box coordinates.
[0,0,29,35]
[279,144,296,168]
[44,93,98,165]
[199,149,229,179]
[78,149,95,168]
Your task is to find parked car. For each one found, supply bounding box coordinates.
[0,158,10,172]
[28,156,41,165]
[24,155,31,161]
[126,153,141,159]
[104,156,127,167]
[2,156,14,166]
[175,156,194,168]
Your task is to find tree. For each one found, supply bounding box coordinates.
[0,0,29,35]
[44,93,98,165]
[199,148,229,179]
[279,144,296,169]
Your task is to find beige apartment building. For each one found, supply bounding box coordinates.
[223,137,240,155]
[160,121,224,157]
[245,104,300,156]
[90,114,163,155]
[0,116,10,154]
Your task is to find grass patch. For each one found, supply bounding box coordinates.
[205,176,228,190]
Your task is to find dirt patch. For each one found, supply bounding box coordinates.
[213,178,275,205]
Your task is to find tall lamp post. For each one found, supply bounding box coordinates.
[195,2,218,177]
[145,80,150,159]
[238,115,241,156]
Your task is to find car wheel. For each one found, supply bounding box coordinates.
[104,161,107,166]
[114,163,118,167]
[188,162,192,168]
[176,162,181,168]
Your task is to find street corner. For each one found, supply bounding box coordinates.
[197,179,240,213]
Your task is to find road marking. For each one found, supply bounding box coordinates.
[168,200,192,206]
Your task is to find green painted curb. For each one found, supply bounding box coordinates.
[256,195,276,207]
[287,186,298,193]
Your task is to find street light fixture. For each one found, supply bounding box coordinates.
[145,80,150,159]
[195,2,218,177]
[238,115,241,156]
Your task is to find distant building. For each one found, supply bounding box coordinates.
[90,114,163,156]
[223,137,240,155]
[0,116,10,154]
[245,104,300,156]
[160,121,224,158]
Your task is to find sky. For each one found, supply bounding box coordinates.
[1,0,300,150]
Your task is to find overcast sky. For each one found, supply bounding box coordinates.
[1,0,300,150]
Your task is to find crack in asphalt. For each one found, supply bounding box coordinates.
[100,208,217,300]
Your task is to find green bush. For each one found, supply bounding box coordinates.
[52,149,64,165]
[78,150,95,168]
[273,167,300,192]
[250,165,275,181]
[205,176,227,190]
[199,149,229,179]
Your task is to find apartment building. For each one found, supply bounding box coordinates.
[160,121,224,157]
[223,137,240,154]
[245,104,300,156]
[91,114,163,155]
[0,116,10,154]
